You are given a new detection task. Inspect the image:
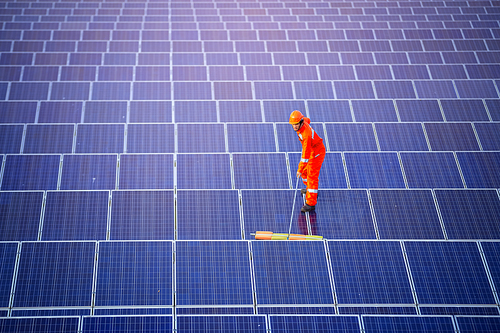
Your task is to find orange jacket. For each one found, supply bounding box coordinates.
[296,118,325,174]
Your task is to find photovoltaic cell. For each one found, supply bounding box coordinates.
[440,100,489,121]
[60,154,117,190]
[307,100,352,122]
[252,241,334,305]
[269,315,360,333]
[1,154,60,191]
[176,241,253,306]
[14,242,95,308]
[375,123,429,152]
[456,316,500,333]
[0,317,80,333]
[177,190,241,240]
[425,123,480,151]
[474,123,500,150]
[118,154,173,190]
[84,101,127,123]
[110,190,174,240]
[400,152,464,188]
[126,124,174,154]
[351,100,398,122]
[262,100,305,123]
[0,125,23,154]
[82,316,172,333]
[177,154,231,189]
[95,241,172,306]
[456,152,500,188]
[219,101,262,122]
[233,153,289,189]
[362,316,455,333]
[176,316,266,333]
[396,100,443,122]
[174,101,216,123]
[405,241,496,304]
[0,243,17,307]
[227,124,276,153]
[241,190,305,239]
[371,190,443,239]
[325,124,377,152]
[24,125,74,154]
[329,241,414,304]
[289,152,347,189]
[345,153,406,189]
[76,124,124,154]
[42,191,108,241]
[310,190,376,239]
[294,81,334,100]
[435,190,500,239]
[38,102,82,124]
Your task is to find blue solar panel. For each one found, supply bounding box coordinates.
[174,101,216,123]
[334,81,375,99]
[325,123,378,152]
[375,81,416,99]
[475,123,500,150]
[14,242,95,308]
[456,316,500,333]
[435,189,500,239]
[307,100,352,122]
[219,101,262,122]
[486,100,500,121]
[362,316,455,333]
[425,123,480,151]
[457,152,500,188]
[176,316,266,333]
[262,101,305,123]
[294,82,334,100]
[60,154,117,190]
[82,316,172,333]
[126,124,174,154]
[0,191,42,241]
[233,153,289,189]
[241,190,304,239]
[396,100,443,122]
[227,124,275,153]
[177,190,241,240]
[252,241,334,305]
[400,152,464,188]
[24,125,74,154]
[95,242,172,307]
[0,243,17,308]
[0,317,80,333]
[118,154,173,190]
[375,123,429,152]
[269,315,360,332]
[345,153,405,189]
[312,190,376,239]
[455,80,499,99]
[254,82,293,99]
[38,102,82,124]
[177,154,231,189]
[76,124,124,154]
[84,101,127,123]
[440,100,489,122]
[329,241,414,304]
[42,191,108,241]
[371,190,443,240]
[289,152,347,189]
[0,125,23,154]
[405,241,496,305]
[351,100,397,122]
[1,154,60,191]
[129,101,171,123]
[176,241,253,306]
[110,190,173,240]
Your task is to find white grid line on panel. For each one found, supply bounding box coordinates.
[453,151,468,189]
[247,241,258,315]
[7,242,22,317]
[37,191,47,242]
[366,190,380,240]
[397,152,409,189]
[323,241,339,314]
[56,154,63,191]
[91,242,99,316]
[436,100,447,122]
[372,123,381,151]
[19,124,27,155]
[477,242,500,309]
[172,241,176,313]
[399,241,421,315]
[421,123,433,152]
[470,123,484,151]
[106,191,112,241]
[341,152,351,189]
[431,189,449,240]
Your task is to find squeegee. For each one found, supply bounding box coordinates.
[251,231,323,241]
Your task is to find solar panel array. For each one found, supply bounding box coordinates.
[0,0,500,331]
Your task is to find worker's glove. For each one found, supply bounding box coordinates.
[296,172,301,179]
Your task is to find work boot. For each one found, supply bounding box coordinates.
[301,189,307,196]
[301,203,315,212]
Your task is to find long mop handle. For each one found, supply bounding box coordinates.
[287,176,300,240]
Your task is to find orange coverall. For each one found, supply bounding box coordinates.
[296,118,326,207]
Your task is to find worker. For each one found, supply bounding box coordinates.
[289,110,326,212]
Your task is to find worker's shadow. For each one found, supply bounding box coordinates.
[297,210,318,236]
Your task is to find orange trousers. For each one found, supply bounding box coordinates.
[300,148,325,206]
